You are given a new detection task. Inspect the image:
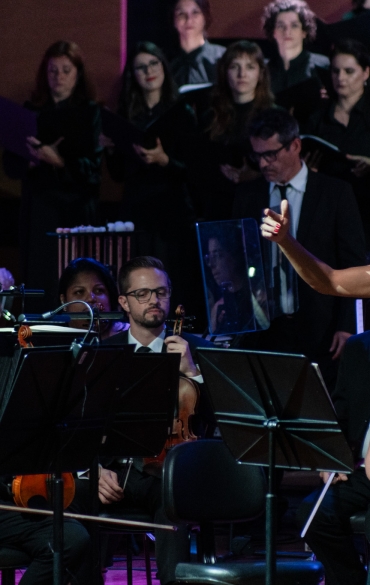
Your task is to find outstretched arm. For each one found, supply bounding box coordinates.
[260,199,370,298]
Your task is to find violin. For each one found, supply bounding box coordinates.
[143,305,199,476]
[12,326,75,510]
[12,473,75,509]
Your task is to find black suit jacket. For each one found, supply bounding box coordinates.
[232,170,366,354]
[331,331,370,460]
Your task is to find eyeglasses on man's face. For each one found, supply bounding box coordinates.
[249,140,293,164]
[124,287,172,303]
[134,59,162,75]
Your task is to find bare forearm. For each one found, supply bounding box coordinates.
[279,233,338,295]
[280,234,370,298]
[261,202,370,298]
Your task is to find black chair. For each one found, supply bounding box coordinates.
[0,548,31,585]
[99,504,154,585]
[163,440,324,585]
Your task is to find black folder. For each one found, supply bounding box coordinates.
[0,96,38,161]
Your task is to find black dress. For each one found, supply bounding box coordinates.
[304,94,370,247]
[190,100,258,221]
[105,100,201,315]
[170,40,226,87]
[3,98,102,310]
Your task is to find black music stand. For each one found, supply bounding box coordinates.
[196,348,354,585]
[0,344,180,585]
[100,350,180,457]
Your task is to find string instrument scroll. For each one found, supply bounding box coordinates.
[143,305,200,475]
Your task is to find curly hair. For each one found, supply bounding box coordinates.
[262,0,317,43]
[31,40,96,107]
[117,41,178,120]
[209,40,274,141]
[352,0,368,11]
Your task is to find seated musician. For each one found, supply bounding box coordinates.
[0,259,131,585]
[72,255,215,585]
[58,257,129,340]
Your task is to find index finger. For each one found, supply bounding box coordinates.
[164,334,185,345]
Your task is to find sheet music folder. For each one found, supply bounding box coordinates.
[196,348,353,473]
[0,343,180,474]
[0,96,38,161]
[101,100,189,153]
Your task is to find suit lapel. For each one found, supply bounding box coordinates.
[296,171,321,244]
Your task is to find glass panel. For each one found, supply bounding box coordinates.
[196,219,269,336]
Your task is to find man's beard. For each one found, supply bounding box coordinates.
[135,306,167,329]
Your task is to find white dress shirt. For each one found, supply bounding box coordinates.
[269,161,308,238]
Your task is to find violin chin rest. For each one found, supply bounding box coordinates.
[27,495,51,510]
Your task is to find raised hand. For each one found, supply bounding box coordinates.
[260,198,290,243]
[164,335,199,378]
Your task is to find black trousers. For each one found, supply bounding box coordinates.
[0,504,91,585]
[72,468,189,585]
[296,467,370,585]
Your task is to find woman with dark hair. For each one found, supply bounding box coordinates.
[103,41,198,313]
[58,257,128,340]
[169,0,225,86]
[191,40,274,220]
[3,40,102,311]
[305,38,370,245]
[343,0,370,19]
[262,0,329,95]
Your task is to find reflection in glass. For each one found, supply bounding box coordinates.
[197,219,269,335]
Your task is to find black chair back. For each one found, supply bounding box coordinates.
[163,439,266,524]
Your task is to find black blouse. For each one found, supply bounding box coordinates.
[170,40,226,87]
[305,93,370,242]
[268,49,329,95]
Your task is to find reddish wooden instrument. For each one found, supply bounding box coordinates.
[13,325,75,509]
[12,473,75,509]
[143,305,200,476]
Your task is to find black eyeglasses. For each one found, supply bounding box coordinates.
[134,59,162,75]
[249,141,293,164]
[124,287,172,303]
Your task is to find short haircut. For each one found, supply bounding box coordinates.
[58,257,119,310]
[118,256,171,295]
[331,38,370,71]
[262,0,317,43]
[170,0,212,30]
[248,108,300,145]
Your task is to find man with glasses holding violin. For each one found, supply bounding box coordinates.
[95,255,214,585]
[232,107,366,393]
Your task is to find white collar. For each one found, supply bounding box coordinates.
[269,161,308,195]
[128,327,166,353]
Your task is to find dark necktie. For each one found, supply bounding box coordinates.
[136,346,152,353]
[277,184,289,200]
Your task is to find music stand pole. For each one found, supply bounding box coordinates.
[266,420,277,585]
[53,475,64,585]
